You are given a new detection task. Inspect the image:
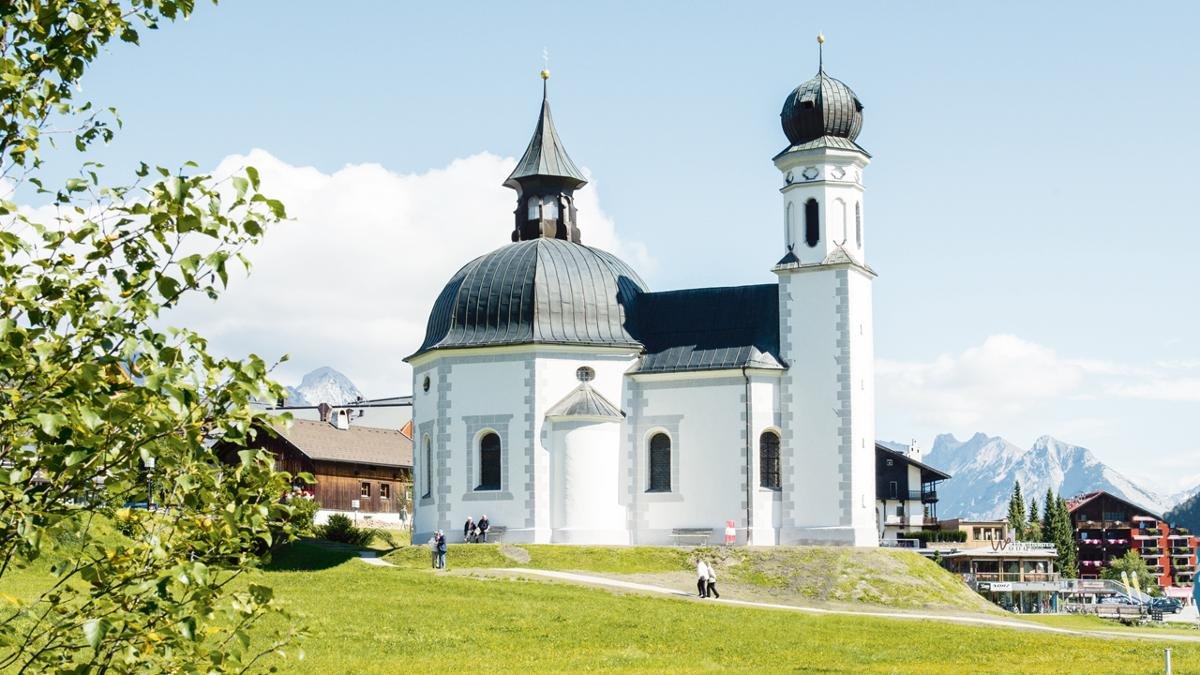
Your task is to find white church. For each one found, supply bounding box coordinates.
[408,52,879,547]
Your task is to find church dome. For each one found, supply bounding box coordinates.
[414,238,647,356]
[780,72,863,146]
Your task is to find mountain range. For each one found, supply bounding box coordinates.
[1166,491,1200,534]
[284,366,363,406]
[919,433,1194,521]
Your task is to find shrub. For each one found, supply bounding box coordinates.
[908,529,968,545]
[286,494,320,536]
[319,514,375,547]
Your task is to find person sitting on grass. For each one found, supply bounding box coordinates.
[477,514,490,543]
[463,516,476,543]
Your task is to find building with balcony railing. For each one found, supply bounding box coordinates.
[1067,490,1198,590]
[942,544,1060,613]
[875,443,950,543]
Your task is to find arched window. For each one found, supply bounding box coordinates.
[422,435,432,498]
[478,432,501,491]
[527,197,540,220]
[835,198,848,244]
[785,202,794,248]
[804,198,820,247]
[855,202,862,248]
[648,433,671,492]
[760,431,781,490]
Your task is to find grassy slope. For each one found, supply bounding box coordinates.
[258,543,1198,673]
[384,543,999,613]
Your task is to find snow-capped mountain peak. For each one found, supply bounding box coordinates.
[286,367,363,406]
[924,432,1171,520]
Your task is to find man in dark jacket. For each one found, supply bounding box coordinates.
[477,515,490,543]
[435,530,447,569]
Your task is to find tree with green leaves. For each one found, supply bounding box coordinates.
[0,2,303,670]
[1006,481,1026,541]
[1101,549,1157,593]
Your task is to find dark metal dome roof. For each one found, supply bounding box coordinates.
[780,72,863,147]
[413,238,647,357]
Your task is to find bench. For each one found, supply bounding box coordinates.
[1094,605,1144,624]
[670,528,713,546]
[478,526,506,543]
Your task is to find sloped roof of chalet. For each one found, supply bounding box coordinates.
[270,419,413,468]
[631,283,785,374]
[1066,490,1163,521]
[546,382,624,419]
[875,443,951,481]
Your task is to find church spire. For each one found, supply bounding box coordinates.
[504,68,587,243]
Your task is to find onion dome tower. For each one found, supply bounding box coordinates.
[504,69,588,243]
[772,35,878,548]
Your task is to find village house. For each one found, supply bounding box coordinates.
[223,405,414,523]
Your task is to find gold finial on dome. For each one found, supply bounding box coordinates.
[540,68,550,80]
[541,47,550,80]
[817,33,825,44]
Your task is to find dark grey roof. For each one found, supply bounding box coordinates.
[504,91,587,191]
[412,238,647,357]
[780,72,864,148]
[630,284,784,373]
[773,135,871,160]
[875,443,951,481]
[546,382,624,419]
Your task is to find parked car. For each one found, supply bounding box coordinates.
[1147,597,1182,614]
[1098,595,1140,606]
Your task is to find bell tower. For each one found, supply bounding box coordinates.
[504,69,588,243]
[774,36,878,547]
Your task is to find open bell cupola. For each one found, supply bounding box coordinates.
[503,70,588,243]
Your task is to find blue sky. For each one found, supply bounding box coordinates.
[26,2,1200,493]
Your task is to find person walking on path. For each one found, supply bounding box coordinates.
[435,530,448,569]
[477,514,490,543]
[463,516,476,543]
[706,562,720,599]
[696,559,710,598]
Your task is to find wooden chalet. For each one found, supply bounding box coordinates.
[229,409,413,516]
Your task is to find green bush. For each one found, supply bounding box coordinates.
[908,529,968,544]
[318,514,375,547]
[287,495,320,536]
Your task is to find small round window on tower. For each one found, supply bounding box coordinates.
[575,366,595,382]
[422,375,431,393]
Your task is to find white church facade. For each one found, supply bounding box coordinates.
[408,54,879,547]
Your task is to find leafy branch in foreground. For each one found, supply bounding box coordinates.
[1,1,307,671]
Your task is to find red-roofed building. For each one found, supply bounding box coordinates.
[1067,490,1196,589]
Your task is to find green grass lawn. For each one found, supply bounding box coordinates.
[252,543,1199,673]
[1023,613,1200,637]
[8,541,1199,672]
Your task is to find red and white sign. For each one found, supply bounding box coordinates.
[724,520,736,545]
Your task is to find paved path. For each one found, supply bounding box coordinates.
[498,568,1200,644]
[356,551,395,567]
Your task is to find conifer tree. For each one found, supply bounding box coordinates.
[1052,495,1079,578]
[1042,487,1056,538]
[1026,496,1042,541]
[1007,481,1027,540]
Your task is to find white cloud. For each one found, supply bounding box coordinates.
[877,334,1085,430]
[169,149,652,395]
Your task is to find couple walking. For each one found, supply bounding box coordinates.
[696,559,719,599]
[428,530,447,569]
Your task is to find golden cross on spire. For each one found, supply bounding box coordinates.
[817,32,825,72]
[541,47,550,80]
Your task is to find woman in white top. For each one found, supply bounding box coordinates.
[696,559,710,598]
